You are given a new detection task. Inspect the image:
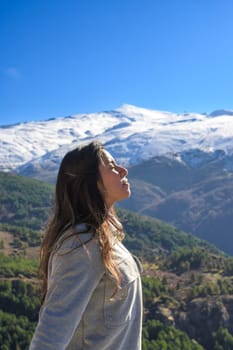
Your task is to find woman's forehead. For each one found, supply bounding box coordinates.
[100,150,115,164]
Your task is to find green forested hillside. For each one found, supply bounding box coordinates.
[1,171,233,350]
[0,171,53,230]
[0,171,217,255]
[119,208,220,259]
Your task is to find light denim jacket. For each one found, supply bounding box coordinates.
[29,226,143,350]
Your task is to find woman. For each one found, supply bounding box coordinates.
[29,141,143,350]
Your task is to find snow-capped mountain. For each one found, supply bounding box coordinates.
[1,104,233,176]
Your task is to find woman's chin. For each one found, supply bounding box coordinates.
[122,189,131,200]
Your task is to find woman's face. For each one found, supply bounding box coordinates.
[98,150,130,208]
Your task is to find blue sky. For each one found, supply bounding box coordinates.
[1,0,233,126]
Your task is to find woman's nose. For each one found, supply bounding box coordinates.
[119,166,128,177]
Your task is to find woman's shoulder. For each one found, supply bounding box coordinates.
[53,223,98,255]
[48,224,104,275]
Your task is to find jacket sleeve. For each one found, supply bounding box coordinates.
[29,237,105,350]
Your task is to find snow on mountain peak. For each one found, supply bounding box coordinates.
[209,109,233,117]
[0,104,233,173]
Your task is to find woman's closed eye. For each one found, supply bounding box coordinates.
[110,167,119,174]
[108,162,118,170]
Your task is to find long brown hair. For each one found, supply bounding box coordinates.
[39,141,123,304]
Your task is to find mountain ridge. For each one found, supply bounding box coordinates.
[119,152,233,254]
[1,104,233,175]
[1,104,233,256]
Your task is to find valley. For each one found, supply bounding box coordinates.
[1,104,233,348]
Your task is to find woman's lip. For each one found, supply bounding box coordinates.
[122,181,130,186]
